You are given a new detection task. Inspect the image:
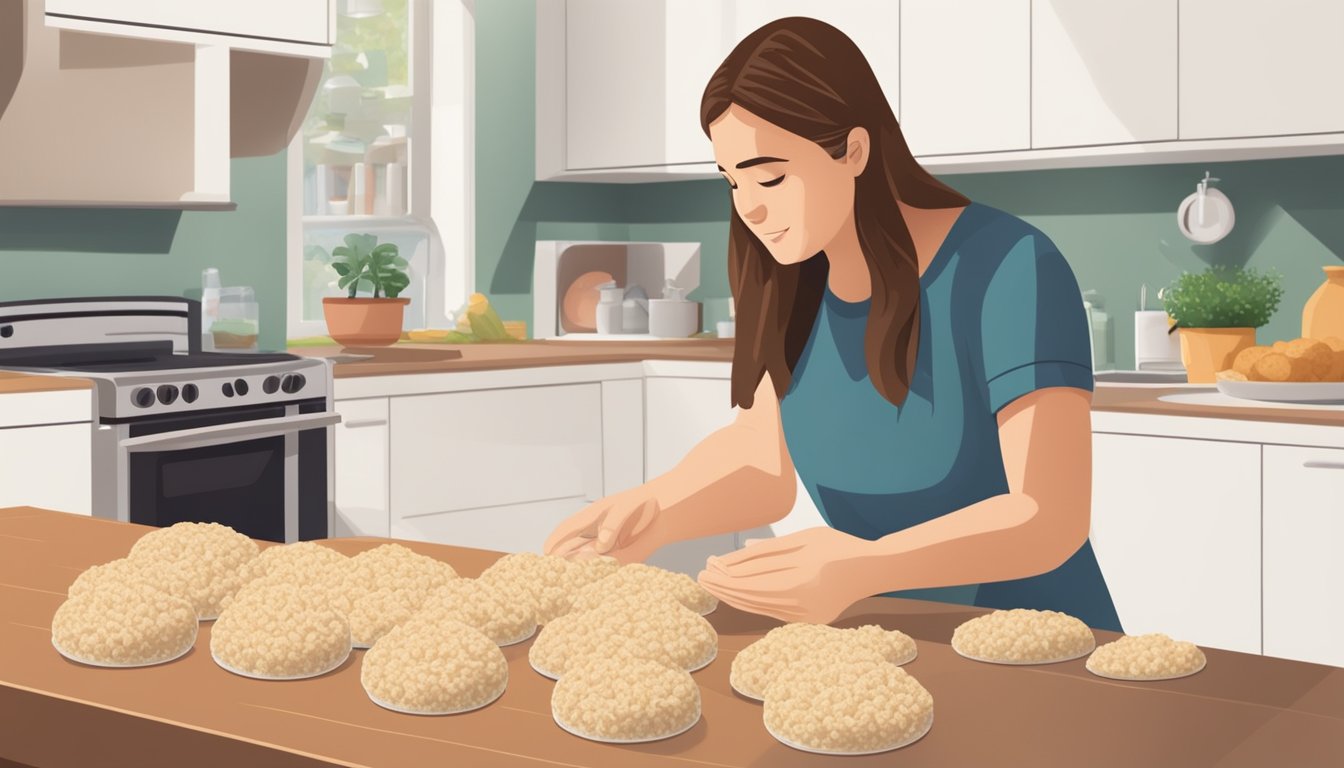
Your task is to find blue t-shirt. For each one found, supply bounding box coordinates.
[779,201,1122,632]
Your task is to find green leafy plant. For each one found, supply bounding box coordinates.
[329,233,409,299]
[1162,266,1283,328]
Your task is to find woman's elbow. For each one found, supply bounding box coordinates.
[1036,499,1091,572]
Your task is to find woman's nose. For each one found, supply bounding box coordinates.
[740,202,767,226]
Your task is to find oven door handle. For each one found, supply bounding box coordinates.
[119,413,343,453]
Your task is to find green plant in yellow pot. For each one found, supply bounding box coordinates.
[1163,266,1283,383]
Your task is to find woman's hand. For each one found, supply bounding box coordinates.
[697,527,878,623]
[543,485,667,564]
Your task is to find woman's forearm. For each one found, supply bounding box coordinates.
[643,423,796,546]
[853,492,1090,596]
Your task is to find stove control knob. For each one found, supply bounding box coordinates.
[156,385,179,405]
[281,374,307,394]
[222,381,234,398]
[181,384,199,404]
[234,378,249,396]
[263,375,281,395]
[132,387,156,408]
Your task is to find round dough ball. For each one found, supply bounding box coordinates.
[530,592,716,679]
[1250,352,1294,382]
[333,544,458,641]
[552,655,700,743]
[52,582,197,667]
[764,661,934,754]
[211,581,350,679]
[67,557,199,618]
[413,578,537,646]
[570,563,717,616]
[126,522,260,619]
[362,617,508,715]
[1283,338,1333,381]
[951,609,1095,664]
[478,552,578,625]
[1232,345,1272,377]
[730,623,915,700]
[1086,633,1206,681]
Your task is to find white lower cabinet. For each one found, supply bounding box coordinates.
[332,398,390,538]
[0,423,91,515]
[389,384,604,554]
[1262,445,1344,668]
[1089,432,1261,654]
[643,376,740,574]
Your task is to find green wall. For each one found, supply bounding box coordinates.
[476,0,1344,368]
[0,153,289,352]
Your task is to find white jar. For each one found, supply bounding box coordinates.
[596,284,624,334]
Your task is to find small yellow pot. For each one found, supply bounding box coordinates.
[1179,327,1255,383]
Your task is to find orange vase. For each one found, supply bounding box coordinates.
[1302,266,1344,340]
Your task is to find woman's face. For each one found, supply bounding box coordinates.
[709,104,866,265]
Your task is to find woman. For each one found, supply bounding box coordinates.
[544,17,1122,632]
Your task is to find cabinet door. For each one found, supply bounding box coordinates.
[644,376,740,574]
[567,0,727,170]
[332,398,389,538]
[45,0,332,46]
[1032,0,1176,148]
[1179,0,1344,139]
[390,384,604,553]
[1089,433,1260,654]
[731,2,901,120]
[1262,445,1344,668]
[0,424,91,515]
[901,0,1030,156]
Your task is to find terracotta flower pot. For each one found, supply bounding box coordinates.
[322,297,410,347]
[1302,265,1344,340]
[1179,327,1255,383]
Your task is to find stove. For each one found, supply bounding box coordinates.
[0,297,339,542]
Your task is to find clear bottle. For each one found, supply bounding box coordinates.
[201,268,221,351]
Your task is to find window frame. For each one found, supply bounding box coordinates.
[286,0,475,340]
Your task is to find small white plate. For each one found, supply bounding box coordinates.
[1086,656,1206,682]
[211,648,350,680]
[1177,188,1235,244]
[365,684,506,716]
[952,641,1095,666]
[53,636,195,669]
[765,711,933,755]
[553,708,700,744]
[1217,380,1344,405]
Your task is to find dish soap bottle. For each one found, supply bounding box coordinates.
[201,268,221,351]
[1083,290,1111,370]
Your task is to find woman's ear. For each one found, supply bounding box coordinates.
[845,126,870,177]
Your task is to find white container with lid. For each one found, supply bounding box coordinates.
[649,279,699,338]
[595,282,624,334]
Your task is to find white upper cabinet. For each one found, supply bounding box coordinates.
[565,0,727,171]
[1031,0,1176,148]
[1179,0,1344,140]
[731,1,901,121]
[900,0,1030,156]
[45,0,333,55]
[1262,445,1344,668]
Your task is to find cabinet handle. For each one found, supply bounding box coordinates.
[342,419,388,429]
[1303,461,1344,470]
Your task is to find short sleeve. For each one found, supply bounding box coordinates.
[979,235,1094,413]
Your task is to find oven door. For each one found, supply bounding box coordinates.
[117,404,339,543]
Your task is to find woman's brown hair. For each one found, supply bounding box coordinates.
[700,17,969,408]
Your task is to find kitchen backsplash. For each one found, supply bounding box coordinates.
[477,0,1344,369]
[0,153,287,351]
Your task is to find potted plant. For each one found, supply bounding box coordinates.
[1162,265,1284,383]
[322,233,411,347]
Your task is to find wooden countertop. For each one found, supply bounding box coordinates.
[3,507,1341,768]
[288,339,735,378]
[0,372,91,395]
[1093,384,1344,428]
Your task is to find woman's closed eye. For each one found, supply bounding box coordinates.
[760,175,785,188]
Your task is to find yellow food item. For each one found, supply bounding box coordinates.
[52,582,197,667]
[361,617,508,715]
[529,591,717,679]
[1282,338,1333,381]
[211,581,350,679]
[412,578,537,646]
[1251,352,1294,382]
[407,329,452,342]
[951,608,1095,664]
[1215,369,1248,382]
[570,563,718,616]
[763,661,934,754]
[1317,337,1344,381]
[1232,345,1271,377]
[551,654,700,743]
[335,544,459,646]
[126,522,259,619]
[1085,633,1206,681]
[478,552,579,625]
[730,623,916,700]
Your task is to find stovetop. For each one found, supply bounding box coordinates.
[39,350,300,373]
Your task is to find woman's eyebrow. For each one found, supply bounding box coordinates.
[716,156,789,171]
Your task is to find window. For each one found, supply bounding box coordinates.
[286,0,475,339]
